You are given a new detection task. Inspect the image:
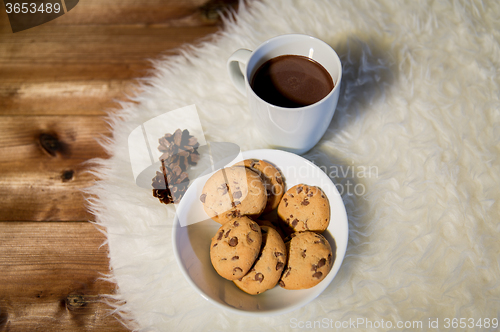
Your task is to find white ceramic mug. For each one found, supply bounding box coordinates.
[227,34,342,154]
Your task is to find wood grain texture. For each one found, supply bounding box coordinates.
[0,0,235,115]
[0,222,125,331]
[0,0,238,32]
[0,80,137,115]
[0,24,220,115]
[0,116,110,221]
[52,0,237,26]
[0,0,239,330]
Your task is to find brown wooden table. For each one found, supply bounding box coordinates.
[0,1,237,330]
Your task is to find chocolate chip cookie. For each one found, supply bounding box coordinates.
[233,226,287,295]
[277,184,330,232]
[256,219,286,241]
[210,216,262,280]
[234,159,284,213]
[279,231,333,290]
[200,166,267,224]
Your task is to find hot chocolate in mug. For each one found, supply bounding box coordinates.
[227,34,342,154]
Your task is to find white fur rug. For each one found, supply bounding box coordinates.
[87,0,500,331]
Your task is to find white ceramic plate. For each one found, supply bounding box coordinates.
[172,149,348,316]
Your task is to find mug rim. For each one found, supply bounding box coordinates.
[245,33,342,112]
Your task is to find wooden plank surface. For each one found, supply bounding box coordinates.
[0,0,238,330]
[0,115,110,221]
[0,222,124,331]
[28,0,235,27]
[0,25,220,115]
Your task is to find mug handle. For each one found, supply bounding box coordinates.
[227,49,252,96]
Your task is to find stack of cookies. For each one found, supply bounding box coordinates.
[200,159,335,295]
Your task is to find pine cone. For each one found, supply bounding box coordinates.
[152,129,200,204]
